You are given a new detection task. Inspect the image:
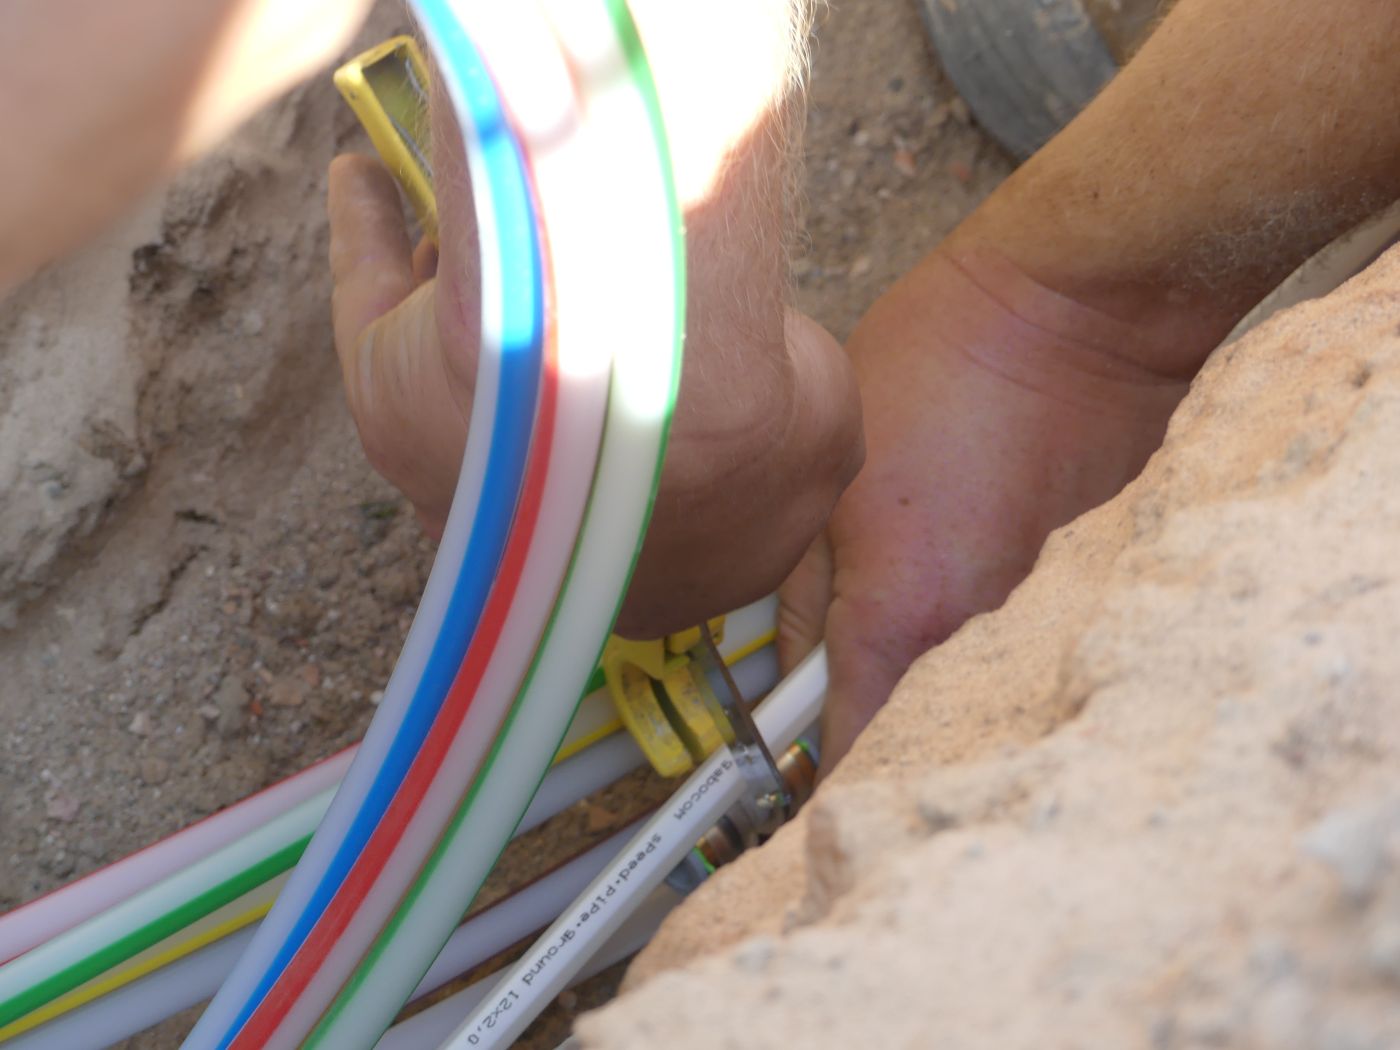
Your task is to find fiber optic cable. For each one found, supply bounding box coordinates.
[0,596,776,977]
[193,1,681,1043]
[4,824,654,1050]
[0,721,650,1042]
[208,11,606,1050]
[301,2,685,1044]
[0,628,776,1040]
[0,750,353,967]
[183,8,549,1046]
[0,642,780,1048]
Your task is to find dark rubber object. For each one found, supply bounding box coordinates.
[917,0,1118,160]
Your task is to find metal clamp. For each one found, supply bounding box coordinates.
[692,622,790,840]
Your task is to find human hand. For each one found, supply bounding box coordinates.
[779,244,1193,768]
[328,9,862,639]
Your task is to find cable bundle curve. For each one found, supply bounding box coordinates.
[180,3,684,1047]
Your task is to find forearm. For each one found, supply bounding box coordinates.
[950,0,1400,373]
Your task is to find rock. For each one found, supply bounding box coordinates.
[371,563,421,607]
[0,211,158,627]
[577,248,1400,1048]
[213,674,249,736]
[732,937,776,974]
[126,711,151,736]
[44,852,75,880]
[140,757,169,786]
[267,674,309,708]
[582,801,618,835]
[45,793,80,823]
[263,593,323,638]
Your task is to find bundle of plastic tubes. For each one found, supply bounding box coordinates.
[173,3,688,1048]
[0,609,781,1046]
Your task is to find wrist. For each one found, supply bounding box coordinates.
[945,171,1256,376]
[838,244,1190,594]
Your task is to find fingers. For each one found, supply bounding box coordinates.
[327,153,472,535]
[818,592,924,770]
[328,154,417,368]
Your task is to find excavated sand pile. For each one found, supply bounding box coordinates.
[582,250,1400,1047]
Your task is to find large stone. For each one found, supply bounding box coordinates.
[580,249,1400,1047]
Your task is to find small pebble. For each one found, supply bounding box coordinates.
[583,802,615,834]
[268,675,309,708]
[45,793,80,822]
[373,564,421,607]
[214,675,250,736]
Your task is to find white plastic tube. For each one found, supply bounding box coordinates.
[0,719,647,1041]
[0,796,327,1019]
[3,930,254,1050]
[2,638,781,1048]
[0,636,777,1043]
[377,886,679,1050]
[0,594,775,971]
[0,751,354,966]
[0,681,620,981]
[4,827,641,1050]
[411,821,644,1000]
[441,647,828,1049]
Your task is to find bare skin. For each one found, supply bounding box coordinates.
[0,0,372,293]
[328,0,863,638]
[782,0,1400,765]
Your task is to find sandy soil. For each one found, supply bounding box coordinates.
[0,1,1009,1046]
